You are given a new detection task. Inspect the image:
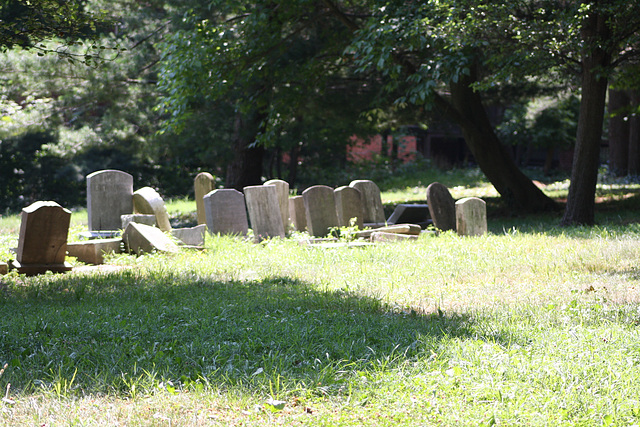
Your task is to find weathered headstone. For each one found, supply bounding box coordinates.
[67,238,122,265]
[87,170,133,231]
[264,179,290,233]
[426,182,456,232]
[334,186,364,229]
[371,231,419,243]
[455,197,487,236]
[288,196,307,232]
[171,224,206,246]
[203,189,249,236]
[133,187,172,232]
[303,185,339,237]
[123,222,179,255]
[11,201,72,275]
[120,214,157,230]
[244,185,285,241]
[0,262,8,275]
[349,180,385,225]
[194,172,215,225]
[386,204,430,228]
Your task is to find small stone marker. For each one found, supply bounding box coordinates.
[123,222,179,255]
[203,189,249,236]
[387,204,430,228]
[244,185,285,241]
[455,197,487,236]
[11,201,72,275]
[303,185,340,237]
[289,196,307,232]
[264,179,290,233]
[426,182,456,232]
[334,186,364,229]
[171,224,206,246]
[87,170,133,231]
[370,231,419,243]
[349,180,385,224]
[0,262,8,275]
[121,214,157,230]
[67,238,122,265]
[194,172,215,225]
[133,187,172,232]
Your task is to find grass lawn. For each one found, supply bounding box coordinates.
[2,168,640,425]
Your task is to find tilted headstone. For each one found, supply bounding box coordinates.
[426,182,456,232]
[334,186,364,229]
[303,185,339,237]
[387,204,430,228]
[455,197,487,236]
[194,172,215,225]
[288,196,307,232]
[264,179,290,233]
[243,185,285,241]
[87,170,133,231]
[123,222,179,255]
[133,187,172,232]
[203,189,248,236]
[349,180,385,224]
[11,201,72,275]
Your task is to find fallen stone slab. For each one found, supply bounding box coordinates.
[171,224,206,246]
[370,232,419,243]
[123,222,179,255]
[67,238,122,265]
[307,241,374,249]
[355,224,421,238]
[78,230,121,240]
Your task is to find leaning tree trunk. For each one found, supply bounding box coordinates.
[561,8,612,226]
[438,69,557,212]
[225,111,266,190]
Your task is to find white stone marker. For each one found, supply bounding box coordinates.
[455,197,487,236]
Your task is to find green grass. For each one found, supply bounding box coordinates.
[2,169,640,425]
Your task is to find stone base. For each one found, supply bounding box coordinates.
[78,231,121,240]
[10,260,73,276]
[66,238,122,265]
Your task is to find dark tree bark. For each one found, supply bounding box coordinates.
[435,68,558,212]
[628,91,640,175]
[608,88,630,176]
[561,8,612,226]
[225,111,266,190]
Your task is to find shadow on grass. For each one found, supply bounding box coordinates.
[0,271,474,397]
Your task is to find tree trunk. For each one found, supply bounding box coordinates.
[225,111,266,190]
[561,8,612,226]
[440,70,557,212]
[628,91,640,175]
[607,88,630,176]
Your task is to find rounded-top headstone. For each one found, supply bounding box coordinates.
[203,189,248,236]
[455,197,487,236]
[334,186,364,229]
[133,187,172,232]
[302,185,339,237]
[349,180,385,224]
[194,172,215,225]
[426,182,456,232]
[86,169,133,231]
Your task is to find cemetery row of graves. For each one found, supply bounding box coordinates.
[0,169,489,276]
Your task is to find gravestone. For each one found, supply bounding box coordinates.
[194,172,215,225]
[426,182,456,232]
[87,170,133,231]
[455,197,487,236]
[123,222,179,255]
[67,238,122,265]
[288,196,307,232]
[386,204,430,228]
[11,201,72,275]
[334,186,364,229]
[264,179,290,233]
[121,214,157,230]
[133,187,172,232]
[349,180,385,224]
[303,185,339,237]
[203,189,249,236]
[171,224,206,246]
[244,185,285,241]
[0,262,7,275]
